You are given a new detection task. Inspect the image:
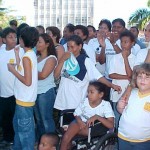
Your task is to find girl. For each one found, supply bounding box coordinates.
[60,81,115,150]
[117,63,150,150]
[46,26,65,61]
[34,33,57,140]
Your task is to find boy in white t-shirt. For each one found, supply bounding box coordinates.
[0,27,22,144]
[8,27,39,150]
[109,30,136,129]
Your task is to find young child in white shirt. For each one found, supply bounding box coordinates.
[117,63,150,150]
[60,81,115,150]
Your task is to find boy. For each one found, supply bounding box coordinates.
[8,26,39,149]
[0,27,23,144]
[39,133,60,150]
[109,30,136,129]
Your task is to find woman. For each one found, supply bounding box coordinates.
[54,35,121,112]
[46,26,65,61]
[34,33,57,140]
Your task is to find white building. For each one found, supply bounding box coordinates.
[34,0,95,31]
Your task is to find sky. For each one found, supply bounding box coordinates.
[2,0,149,27]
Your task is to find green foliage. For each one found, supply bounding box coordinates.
[128,8,150,30]
[0,0,26,29]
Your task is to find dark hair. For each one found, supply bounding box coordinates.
[9,20,17,26]
[20,26,39,48]
[36,25,45,33]
[40,132,60,147]
[75,25,89,40]
[87,25,96,32]
[46,26,61,43]
[112,18,126,28]
[67,35,87,55]
[99,19,112,32]
[89,81,107,99]
[2,27,16,38]
[17,23,29,44]
[130,26,139,33]
[65,23,75,33]
[37,33,57,57]
[120,30,135,42]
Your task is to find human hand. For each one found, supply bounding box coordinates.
[118,97,128,109]
[112,84,122,94]
[86,115,99,127]
[108,32,119,44]
[97,31,106,47]
[122,49,130,58]
[7,63,16,73]
[59,52,71,63]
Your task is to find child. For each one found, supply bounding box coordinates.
[108,30,136,129]
[60,81,115,150]
[117,63,150,150]
[38,133,60,150]
[0,27,23,144]
[7,26,39,150]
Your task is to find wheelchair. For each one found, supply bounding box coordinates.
[56,109,118,150]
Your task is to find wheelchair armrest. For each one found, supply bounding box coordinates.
[60,109,75,116]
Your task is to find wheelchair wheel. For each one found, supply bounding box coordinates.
[94,133,117,150]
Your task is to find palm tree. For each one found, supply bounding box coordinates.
[128,0,150,30]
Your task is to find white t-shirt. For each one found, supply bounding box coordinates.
[0,47,24,97]
[14,50,37,103]
[37,55,57,94]
[88,38,105,75]
[134,48,148,66]
[118,88,150,142]
[74,98,115,122]
[109,53,135,102]
[54,57,103,110]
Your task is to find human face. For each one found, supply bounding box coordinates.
[99,23,110,34]
[144,23,150,42]
[112,22,125,36]
[130,28,138,39]
[74,29,86,41]
[63,27,73,39]
[3,33,17,50]
[46,30,55,41]
[87,27,96,38]
[136,73,150,94]
[36,36,48,53]
[39,136,54,150]
[67,41,82,57]
[121,36,134,51]
[87,85,103,106]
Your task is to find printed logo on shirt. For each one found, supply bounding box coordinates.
[144,102,150,112]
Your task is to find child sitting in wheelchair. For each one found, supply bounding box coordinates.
[60,81,115,150]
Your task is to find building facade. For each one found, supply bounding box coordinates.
[34,0,94,31]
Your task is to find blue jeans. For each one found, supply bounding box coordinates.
[118,137,150,150]
[34,88,56,140]
[113,102,121,130]
[13,104,35,150]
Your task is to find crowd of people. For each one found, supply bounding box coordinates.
[0,18,150,150]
